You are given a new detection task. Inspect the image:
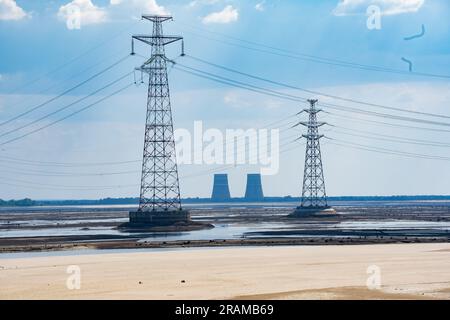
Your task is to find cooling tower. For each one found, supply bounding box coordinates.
[211,174,231,201]
[244,174,264,201]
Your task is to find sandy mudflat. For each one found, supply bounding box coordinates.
[1,243,450,300]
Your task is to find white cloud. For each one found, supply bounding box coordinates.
[58,0,107,28]
[111,0,169,15]
[202,5,238,24]
[255,1,265,12]
[135,0,168,15]
[333,0,425,16]
[0,0,28,21]
[188,0,219,8]
[57,0,169,28]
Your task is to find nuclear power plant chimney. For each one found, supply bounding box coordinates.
[211,174,231,202]
[244,174,264,201]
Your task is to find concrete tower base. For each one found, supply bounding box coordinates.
[119,210,213,232]
[289,206,337,218]
[128,210,191,226]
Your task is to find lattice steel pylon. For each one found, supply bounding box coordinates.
[131,15,184,213]
[299,99,329,208]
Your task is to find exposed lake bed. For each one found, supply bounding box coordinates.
[0,201,449,254]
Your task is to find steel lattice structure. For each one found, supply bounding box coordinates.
[132,15,183,212]
[300,99,328,208]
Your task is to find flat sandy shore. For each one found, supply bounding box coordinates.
[1,243,450,300]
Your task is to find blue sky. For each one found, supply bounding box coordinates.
[0,0,450,200]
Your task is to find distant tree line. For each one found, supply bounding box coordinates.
[37,197,140,206]
[0,198,37,207]
[1,195,450,207]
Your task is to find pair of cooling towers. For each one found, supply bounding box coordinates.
[211,174,264,202]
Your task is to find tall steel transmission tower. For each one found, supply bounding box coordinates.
[129,15,189,225]
[293,99,335,216]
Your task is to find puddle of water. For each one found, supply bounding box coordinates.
[0,227,123,238]
[137,224,280,242]
[337,220,450,230]
[0,218,127,227]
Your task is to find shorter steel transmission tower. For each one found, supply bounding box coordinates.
[292,99,335,216]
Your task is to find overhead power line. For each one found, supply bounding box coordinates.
[0,155,141,167]
[321,103,450,128]
[0,72,133,140]
[327,138,450,161]
[3,20,139,96]
[5,49,130,113]
[0,110,297,168]
[180,140,305,181]
[0,181,136,192]
[0,164,140,177]
[326,111,450,134]
[185,55,450,120]
[0,176,138,191]
[0,117,297,176]
[174,62,450,161]
[0,139,304,190]
[331,126,450,148]
[0,82,134,147]
[173,63,450,128]
[180,26,450,80]
[0,55,130,128]
[173,64,307,103]
[0,130,300,179]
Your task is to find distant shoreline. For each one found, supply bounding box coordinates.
[2,195,450,207]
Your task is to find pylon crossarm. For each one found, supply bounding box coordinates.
[302,134,324,139]
[303,108,323,114]
[142,15,173,22]
[137,56,177,74]
[299,121,327,127]
[132,35,183,47]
